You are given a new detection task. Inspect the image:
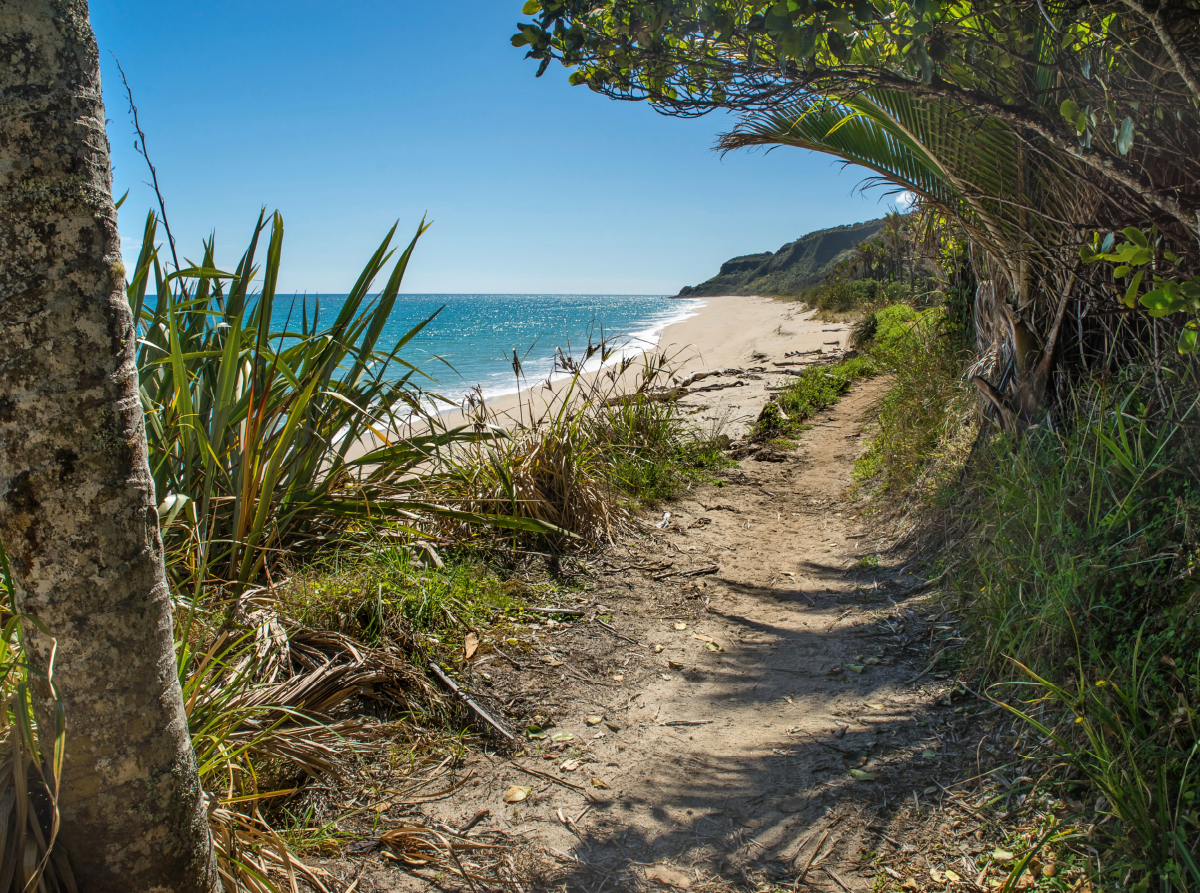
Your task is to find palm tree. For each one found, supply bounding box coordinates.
[719,86,1099,427]
[0,5,218,890]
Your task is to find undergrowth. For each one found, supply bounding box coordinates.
[854,295,1200,890]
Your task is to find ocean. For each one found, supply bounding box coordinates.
[272,293,705,407]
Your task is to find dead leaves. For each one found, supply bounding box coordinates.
[502,785,531,803]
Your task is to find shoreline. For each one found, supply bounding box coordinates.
[461,294,843,437]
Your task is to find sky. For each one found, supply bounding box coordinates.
[91,1,902,295]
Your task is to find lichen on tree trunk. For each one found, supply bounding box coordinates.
[0,2,219,890]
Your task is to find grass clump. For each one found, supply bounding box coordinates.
[279,546,531,647]
[852,304,971,496]
[754,353,876,439]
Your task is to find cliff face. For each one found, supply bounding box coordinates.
[678,218,885,297]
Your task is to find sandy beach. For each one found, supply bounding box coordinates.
[468,295,849,438]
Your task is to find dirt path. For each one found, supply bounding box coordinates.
[356,371,978,893]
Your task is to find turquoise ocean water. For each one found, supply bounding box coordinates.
[271,293,705,407]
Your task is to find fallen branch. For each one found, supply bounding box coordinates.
[427,662,516,742]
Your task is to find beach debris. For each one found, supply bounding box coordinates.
[673,622,688,630]
[658,719,713,726]
[645,866,694,888]
[668,660,685,669]
[590,776,609,789]
[560,758,583,772]
[784,348,824,358]
[655,511,672,529]
[503,785,531,803]
[586,715,604,725]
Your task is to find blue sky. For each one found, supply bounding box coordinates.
[92,1,900,295]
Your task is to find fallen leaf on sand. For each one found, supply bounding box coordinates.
[668,660,684,670]
[945,869,962,882]
[993,849,1014,862]
[922,749,939,760]
[673,622,688,631]
[864,656,881,665]
[550,732,574,742]
[901,879,918,890]
[586,715,604,725]
[605,721,623,732]
[464,632,479,660]
[503,785,531,803]
[705,642,720,652]
[645,866,693,889]
[849,769,876,781]
[884,867,904,880]
[660,674,672,681]
[561,758,582,771]
[930,868,944,883]
[867,703,885,709]
[846,664,865,674]
[653,644,665,653]
[613,674,625,681]
[590,776,609,789]
[691,633,715,643]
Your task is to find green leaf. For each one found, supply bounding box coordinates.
[1116,116,1134,155]
[521,0,542,13]
[1124,270,1144,308]
[1113,265,1131,278]
[849,768,876,780]
[1123,226,1149,248]
[1178,322,1198,355]
[1140,287,1182,317]
[1060,99,1079,124]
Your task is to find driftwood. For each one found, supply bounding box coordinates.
[428,662,516,742]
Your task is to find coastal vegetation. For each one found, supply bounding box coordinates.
[3,204,730,888]
[3,0,1200,889]
[515,1,1200,888]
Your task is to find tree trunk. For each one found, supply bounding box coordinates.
[0,3,219,890]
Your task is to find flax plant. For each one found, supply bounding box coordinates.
[128,210,552,596]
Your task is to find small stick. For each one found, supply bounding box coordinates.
[427,663,516,742]
[651,564,719,580]
[657,720,713,726]
[593,617,639,645]
[797,829,830,883]
[509,761,597,800]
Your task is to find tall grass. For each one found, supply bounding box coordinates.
[448,348,731,549]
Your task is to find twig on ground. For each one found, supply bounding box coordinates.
[428,662,516,742]
[593,617,640,645]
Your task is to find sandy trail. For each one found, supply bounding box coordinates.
[336,298,973,892]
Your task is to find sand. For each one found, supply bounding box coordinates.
[453,295,849,437]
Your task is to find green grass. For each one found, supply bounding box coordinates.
[853,304,971,495]
[754,353,877,439]
[279,546,541,647]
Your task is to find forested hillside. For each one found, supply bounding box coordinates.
[678,217,883,296]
